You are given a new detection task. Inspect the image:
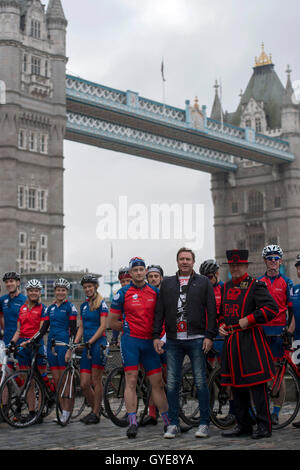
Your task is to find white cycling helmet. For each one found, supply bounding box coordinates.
[25,279,43,290]
[53,278,70,290]
[262,244,283,259]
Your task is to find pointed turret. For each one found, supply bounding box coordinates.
[281,65,300,133]
[210,80,224,121]
[46,0,67,23]
[46,0,67,55]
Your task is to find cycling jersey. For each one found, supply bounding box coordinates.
[45,301,78,341]
[291,284,300,340]
[258,273,293,327]
[214,281,224,314]
[80,299,108,342]
[208,281,224,360]
[0,293,27,345]
[18,303,47,338]
[110,281,159,339]
[44,300,78,371]
[111,281,161,375]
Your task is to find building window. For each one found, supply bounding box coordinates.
[19,249,25,260]
[18,186,26,209]
[274,197,281,209]
[40,134,48,154]
[40,234,47,248]
[232,201,238,214]
[29,132,37,152]
[45,60,49,78]
[245,119,252,128]
[23,54,27,73]
[28,188,37,210]
[29,241,37,261]
[18,129,27,149]
[39,190,47,212]
[31,56,41,75]
[237,240,246,250]
[31,20,41,39]
[19,232,26,245]
[248,191,264,215]
[249,232,265,252]
[255,118,262,133]
[268,236,278,245]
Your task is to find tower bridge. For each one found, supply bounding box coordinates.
[0,0,299,279]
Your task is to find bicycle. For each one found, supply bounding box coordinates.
[264,330,300,429]
[103,366,151,428]
[54,339,111,426]
[103,340,236,430]
[0,342,56,427]
[0,341,18,388]
[178,338,236,430]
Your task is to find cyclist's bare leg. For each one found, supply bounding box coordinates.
[148,372,168,414]
[90,368,104,416]
[124,370,138,413]
[80,372,94,410]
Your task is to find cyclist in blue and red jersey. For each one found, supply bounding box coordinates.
[34,278,78,423]
[0,272,26,350]
[10,279,48,423]
[291,254,300,429]
[199,259,224,364]
[66,274,108,425]
[108,257,169,439]
[259,244,295,425]
[142,264,166,427]
[110,267,132,347]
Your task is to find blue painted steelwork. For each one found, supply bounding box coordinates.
[65,74,294,168]
[66,112,237,172]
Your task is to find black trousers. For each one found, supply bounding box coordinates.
[232,383,272,432]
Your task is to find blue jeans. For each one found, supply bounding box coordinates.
[166,338,210,426]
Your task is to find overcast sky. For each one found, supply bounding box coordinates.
[59,0,300,296]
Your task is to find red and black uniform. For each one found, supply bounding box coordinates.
[218,272,278,432]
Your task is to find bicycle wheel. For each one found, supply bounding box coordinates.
[0,370,45,428]
[104,367,128,427]
[179,363,200,427]
[56,367,85,425]
[268,363,300,430]
[208,366,236,430]
[136,369,151,425]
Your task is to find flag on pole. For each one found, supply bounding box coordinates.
[161,58,166,82]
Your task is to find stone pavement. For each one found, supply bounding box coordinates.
[0,408,299,451]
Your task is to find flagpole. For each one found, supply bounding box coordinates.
[219,77,223,131]
[161,57,166,115]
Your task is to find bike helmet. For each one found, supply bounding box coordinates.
[295,254,300,267]
[80,274,99,286]
[146,265,164,277]
[2,272,21,282]
[262,244,283,258]
[199,259,219,276]
[25,279,43,290]
[118,267,131,280]
[53,278,70,290]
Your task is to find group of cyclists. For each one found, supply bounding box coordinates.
[0,243,299,441]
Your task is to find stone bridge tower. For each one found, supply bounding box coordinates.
[0,0,67,273]
[211,44,300,281]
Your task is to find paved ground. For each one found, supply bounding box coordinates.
[0,408,299,452]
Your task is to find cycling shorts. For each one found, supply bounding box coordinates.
[80,336,107,373]
[47,338,68,371]
[120,335,162,376]
[17,338,46,371]
[263,325,285,361]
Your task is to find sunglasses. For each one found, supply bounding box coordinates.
[206,274,215,279]
[266,256,281,261]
